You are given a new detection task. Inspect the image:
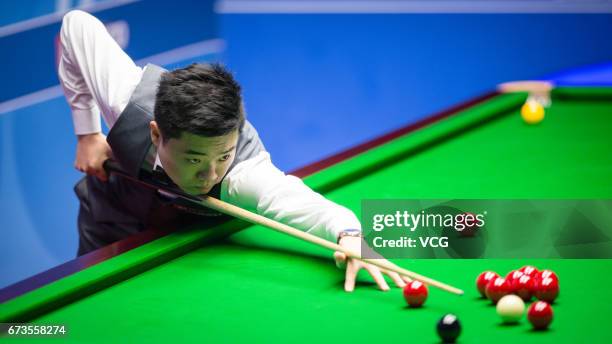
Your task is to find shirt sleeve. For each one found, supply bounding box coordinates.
[220,152,361,242]
[57,10,143,135]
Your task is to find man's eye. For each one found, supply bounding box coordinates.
[187,158,201,164]
[219,154,231,162]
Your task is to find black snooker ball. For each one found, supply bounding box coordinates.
[436,314,461,343]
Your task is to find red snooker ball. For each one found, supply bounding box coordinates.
[519,265,539,277]
[485,277,512,304]
[403,280,428,307]
[538,269,559,282]
[513,275,535,302]
[476,271,499,297]
[528,301,553,330]
[505,270,525,286]
[534,276,559,303]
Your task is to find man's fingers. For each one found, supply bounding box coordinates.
[96,169,109,182]
[344,260,358,292]
[379,267,411,287]
[74,161,84,172]
[334,251,347,269]
[364,264,390,291]
[386,271,407,288]
[78,163,109,182]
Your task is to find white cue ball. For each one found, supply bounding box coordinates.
[496,294,525,323]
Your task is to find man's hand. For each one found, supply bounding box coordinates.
[334,236,410,292]
[75,133,112,181]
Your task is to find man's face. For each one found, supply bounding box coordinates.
[150,121,238,196]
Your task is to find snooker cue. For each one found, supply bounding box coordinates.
[103,160,464,296]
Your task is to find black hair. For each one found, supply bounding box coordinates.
[154,63,244,141]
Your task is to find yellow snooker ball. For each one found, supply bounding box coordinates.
[521,100,545,124]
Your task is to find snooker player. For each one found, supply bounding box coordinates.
[58,10,407,292]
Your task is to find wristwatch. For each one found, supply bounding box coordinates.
[337,229,363,243]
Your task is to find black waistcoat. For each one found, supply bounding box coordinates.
[79,64,265,230]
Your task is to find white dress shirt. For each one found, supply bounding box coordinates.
[58,10,361,242]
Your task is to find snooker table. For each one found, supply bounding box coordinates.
[1,86,612,343]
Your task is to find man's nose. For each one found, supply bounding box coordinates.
[197,166,217,181]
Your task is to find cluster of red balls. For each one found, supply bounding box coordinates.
[476,265,558,330]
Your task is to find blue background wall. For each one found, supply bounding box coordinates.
[220,13,612,171]
[0,0,221,288]
[1,1,612,289]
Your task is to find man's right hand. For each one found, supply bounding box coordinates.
[75,133,112,181]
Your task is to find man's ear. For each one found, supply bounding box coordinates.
[150,121,162,147]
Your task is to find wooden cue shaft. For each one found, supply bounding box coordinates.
[199,196,464,296]
[102,159,463,295]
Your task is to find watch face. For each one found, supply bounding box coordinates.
[341,229,361,237]
[338,230,362,243]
